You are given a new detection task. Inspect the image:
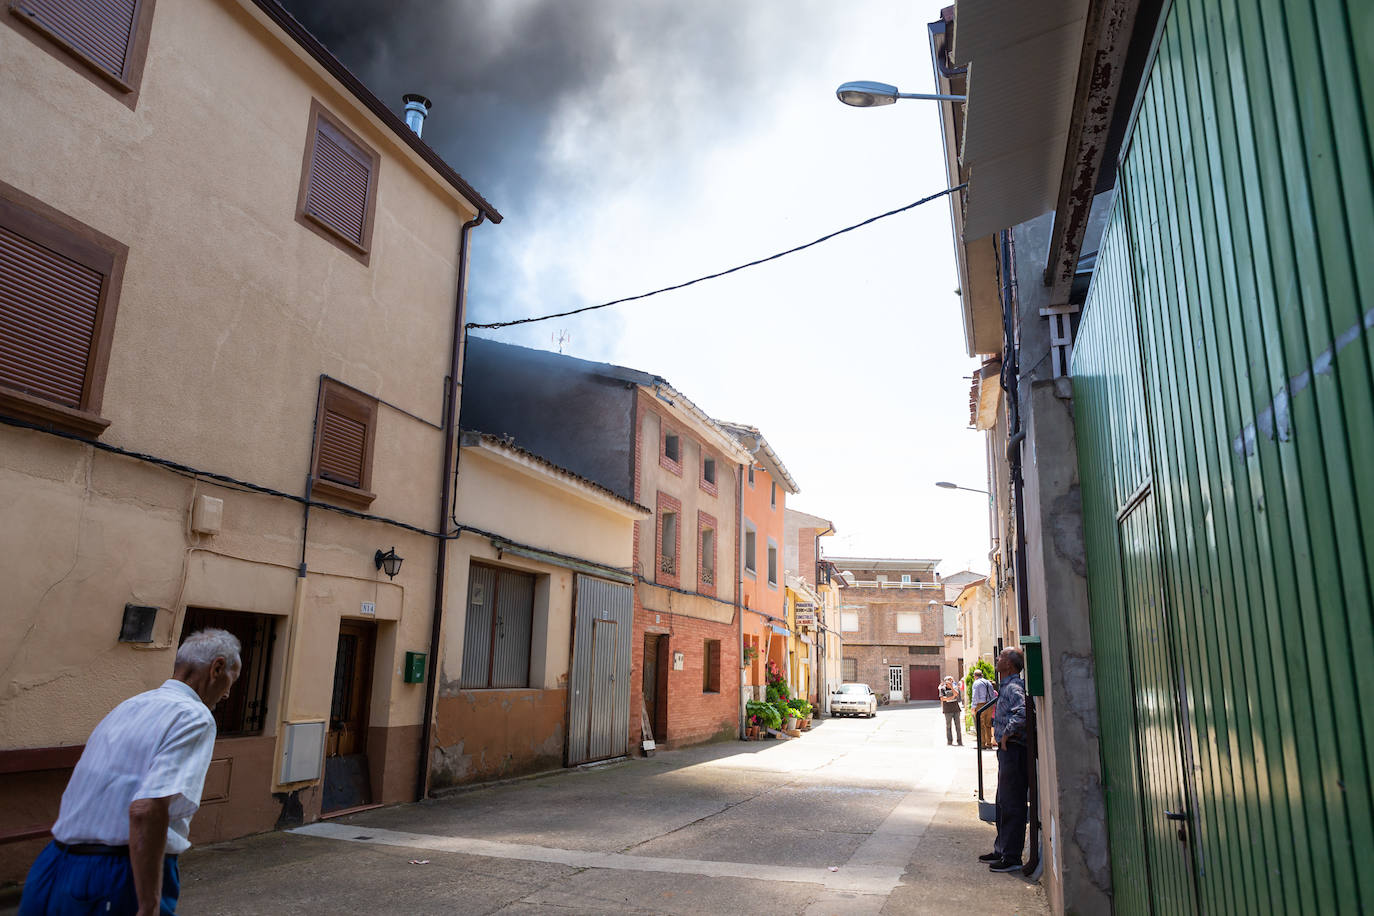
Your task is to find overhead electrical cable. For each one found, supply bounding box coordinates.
[466,182,967,331]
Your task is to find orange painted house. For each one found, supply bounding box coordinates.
[719,424,799,703]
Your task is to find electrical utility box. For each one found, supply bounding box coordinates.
[404,651,426,683]
[1020,635,1044,697]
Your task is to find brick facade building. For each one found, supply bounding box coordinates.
[827,557,949,701]
[460,339,751,753]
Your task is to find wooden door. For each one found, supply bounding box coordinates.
[323,620,375,812]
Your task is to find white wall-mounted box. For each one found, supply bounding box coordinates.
[280,720,326,783]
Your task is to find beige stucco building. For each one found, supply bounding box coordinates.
[432,433,649,787]
[0,0,501,881]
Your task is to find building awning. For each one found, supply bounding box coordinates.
[953,0,1090,241]
[491,539,633,585]
[770,624,791,637]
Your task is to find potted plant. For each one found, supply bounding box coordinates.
[742,645,758,668]
[747,700,781,736]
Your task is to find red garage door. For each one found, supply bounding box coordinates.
[909,666,941,700]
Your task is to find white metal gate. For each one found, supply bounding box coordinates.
[887,665,904,703]
[567,575,632,765]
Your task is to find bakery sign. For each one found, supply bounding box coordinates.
[794,602,817,627]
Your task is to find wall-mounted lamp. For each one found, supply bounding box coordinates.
[375,547,404,579]
[835,80,966,107]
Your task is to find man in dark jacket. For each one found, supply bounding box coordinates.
[979,647,1028,874]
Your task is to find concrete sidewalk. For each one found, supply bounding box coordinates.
[5,705,1048,914]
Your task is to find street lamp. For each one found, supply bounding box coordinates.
[936,481,990,495]
[835,80,966,107]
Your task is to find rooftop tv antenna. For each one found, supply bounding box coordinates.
[552,329,571,353]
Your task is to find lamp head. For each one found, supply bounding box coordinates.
[836,80,900,107]
[375,547,404,579]
[935,481,957,489]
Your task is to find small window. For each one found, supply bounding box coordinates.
[311,379,378,508]
[744,523,757,575]
[460,564,535,688]
[703,457,716,485]
[6,0,157,108]
[700,526,715,587]
[703,639,721,693]
[660,511,678,575]
[842,657,858,681]
[897,612,922,633]
[297,101,380,264]
[0,181,126,438]
[767,540,778,587]
[901,574,912,584]
[664,433,680,463]
[747,465,755,487]
[770,481,777,509]
[841,612,859,632]
[179,607,276,737]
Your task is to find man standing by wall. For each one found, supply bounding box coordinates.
[984,647,1027,874]
[939,676,963,745]
[972,668,996,747]
[20,629,240,915]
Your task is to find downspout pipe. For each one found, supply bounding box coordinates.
[737,461,746,738]
[999,227,1041,877]
[417,208,486,802]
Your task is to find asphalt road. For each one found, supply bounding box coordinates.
[172,703,1046,914]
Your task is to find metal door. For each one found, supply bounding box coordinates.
[567,575,632,765]
[1119,493,1197,913]
[887,665,904,702]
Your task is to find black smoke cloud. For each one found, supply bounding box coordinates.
[276,0,800,336]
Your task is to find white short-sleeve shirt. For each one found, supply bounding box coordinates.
[52,679,217,854]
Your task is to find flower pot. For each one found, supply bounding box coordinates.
[785,715,798,731]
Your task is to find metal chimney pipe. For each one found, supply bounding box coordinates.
[402,93,432,137]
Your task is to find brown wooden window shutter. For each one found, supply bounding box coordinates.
[6,0,156,107]
[0,180,125,438]
[310,379,377,508]
[296,101,379,263]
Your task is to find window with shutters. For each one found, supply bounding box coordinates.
[842,657,858,682]
[0,180,126,438]
[295,100,380,265]
[310,379,378,508]
[460,563,535,689]
[5,0,157,108]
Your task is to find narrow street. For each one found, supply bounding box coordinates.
[173,704,1046,915]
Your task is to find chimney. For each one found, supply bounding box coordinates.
[402,93,432,137]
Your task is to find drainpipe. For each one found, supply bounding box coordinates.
[417,208,485,802]
[737,461,746,737]
[999,227,1041,876]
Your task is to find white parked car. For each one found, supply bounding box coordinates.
[830,682,878,718]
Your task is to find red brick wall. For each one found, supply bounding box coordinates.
[631,606,739,748]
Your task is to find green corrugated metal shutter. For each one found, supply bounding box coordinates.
[1071,0,1374,911]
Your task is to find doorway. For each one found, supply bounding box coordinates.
[641,634,669,743]
[887,665,904,703]
[322,619,376,813]
[1118,492,1198,912]
[567,576,633,765]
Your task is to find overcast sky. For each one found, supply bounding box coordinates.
[281,0,990,574]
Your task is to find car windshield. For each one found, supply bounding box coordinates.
[835,684,868,695]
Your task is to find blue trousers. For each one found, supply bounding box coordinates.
[19,842,180,915]
[994,742,1029,862]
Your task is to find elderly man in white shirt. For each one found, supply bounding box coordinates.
[20,629,240,916]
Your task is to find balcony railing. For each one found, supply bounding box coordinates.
[847,580,943,590]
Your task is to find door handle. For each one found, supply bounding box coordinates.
[1164,810,1189,821]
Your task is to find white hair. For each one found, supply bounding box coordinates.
[176,628,241,670]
